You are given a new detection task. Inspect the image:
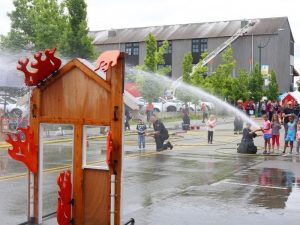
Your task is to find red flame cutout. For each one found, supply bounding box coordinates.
[6,126,37,173]
[94,50,120,73]
[17,48,62,86]
[57,170,72,225]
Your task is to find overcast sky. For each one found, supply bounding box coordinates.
[0,0,299,70]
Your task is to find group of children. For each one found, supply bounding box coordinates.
[205,112,300,155]
[261,113,300,155]
[135,111,300,155]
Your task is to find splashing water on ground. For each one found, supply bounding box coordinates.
[126,67,260,129]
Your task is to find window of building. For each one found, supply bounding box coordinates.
[125,42,139,65]
[192,39,208,64]
[290,41,294,56]
[158,40,172,55]
[290,65,294,75]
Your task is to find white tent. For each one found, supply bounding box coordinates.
[290,90,300,102]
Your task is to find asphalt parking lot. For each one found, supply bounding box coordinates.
[0,121,299,225]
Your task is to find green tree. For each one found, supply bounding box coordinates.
[175,89,193,103]
[141,33,170,74]
[136,33,171,101]
[266,70,279,101]
[230,69,250,102]
[208,46,236,99]
[182,52,193,83]
[189,51,210,90]
[60,0,95,58]
[1,0,67,50]
[136,76,164,102]
[249,64,264,102]
[297,80,300,92]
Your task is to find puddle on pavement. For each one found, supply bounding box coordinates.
[193,167,300,210]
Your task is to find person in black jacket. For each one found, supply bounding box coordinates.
[148,114,173,151]
[124,108,131,131]
[237,123,261,154]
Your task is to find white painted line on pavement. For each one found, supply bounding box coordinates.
[220,180,288,190]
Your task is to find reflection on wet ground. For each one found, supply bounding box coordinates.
[0,124,300,224]
[122,146,300,225]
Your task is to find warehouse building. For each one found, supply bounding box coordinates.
[90,17,297,92]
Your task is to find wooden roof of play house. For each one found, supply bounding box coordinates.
[35,58,112,125]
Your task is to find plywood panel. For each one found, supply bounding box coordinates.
[83,169,110,225]
[40,68,110,123]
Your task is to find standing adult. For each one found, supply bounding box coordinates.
[201,103,208,123]
[282,101,295,137]
[124,108,131,131]
[245,100,255,117]
[261,100,267,116]
[182,104,190,130]
[234,100,245,134]
[267,100,274,122]
[273,101,280,115]
[148,114,173,151]
[145,101,154,128]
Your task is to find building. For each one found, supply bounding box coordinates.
[91,17,297,92]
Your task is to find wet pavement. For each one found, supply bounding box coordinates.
[1,121,300,224]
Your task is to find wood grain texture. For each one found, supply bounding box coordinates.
[83,169,110,225]
[30,54,124,225]
[109,53,125,225]
[73,124,84,225]
[29,88,41,224]
[40,68,110,123]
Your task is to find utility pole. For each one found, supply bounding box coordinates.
[258,44,262,75]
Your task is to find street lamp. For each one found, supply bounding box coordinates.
[257,28,284,74]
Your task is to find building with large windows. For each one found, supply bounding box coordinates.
[90,17,297,92]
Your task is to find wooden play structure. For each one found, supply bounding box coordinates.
[7,49,125,224]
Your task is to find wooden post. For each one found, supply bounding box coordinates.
[73,123,84,224]
[29,88,41,224]
[109,53,125,225]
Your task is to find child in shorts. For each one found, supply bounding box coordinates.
[283,115,296,156]
[136,119,147,151]
[262,114,272,154]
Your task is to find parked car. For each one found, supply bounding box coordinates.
[0,96,28,117]
[137,97,183,112]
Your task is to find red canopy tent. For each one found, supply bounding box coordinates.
[125,82,141,98]
[280,91,300,106]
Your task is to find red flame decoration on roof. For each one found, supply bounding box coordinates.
[57,170,72,225]
[17,48,62,86]
[6,126,37,173]
[94,50,120,73]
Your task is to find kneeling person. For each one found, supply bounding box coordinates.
[237,123,261,154]
[148,114,173,151]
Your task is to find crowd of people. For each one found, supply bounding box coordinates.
[237,99,300,156]
[126,98,300,156]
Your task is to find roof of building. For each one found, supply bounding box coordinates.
[91,17,290,45]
